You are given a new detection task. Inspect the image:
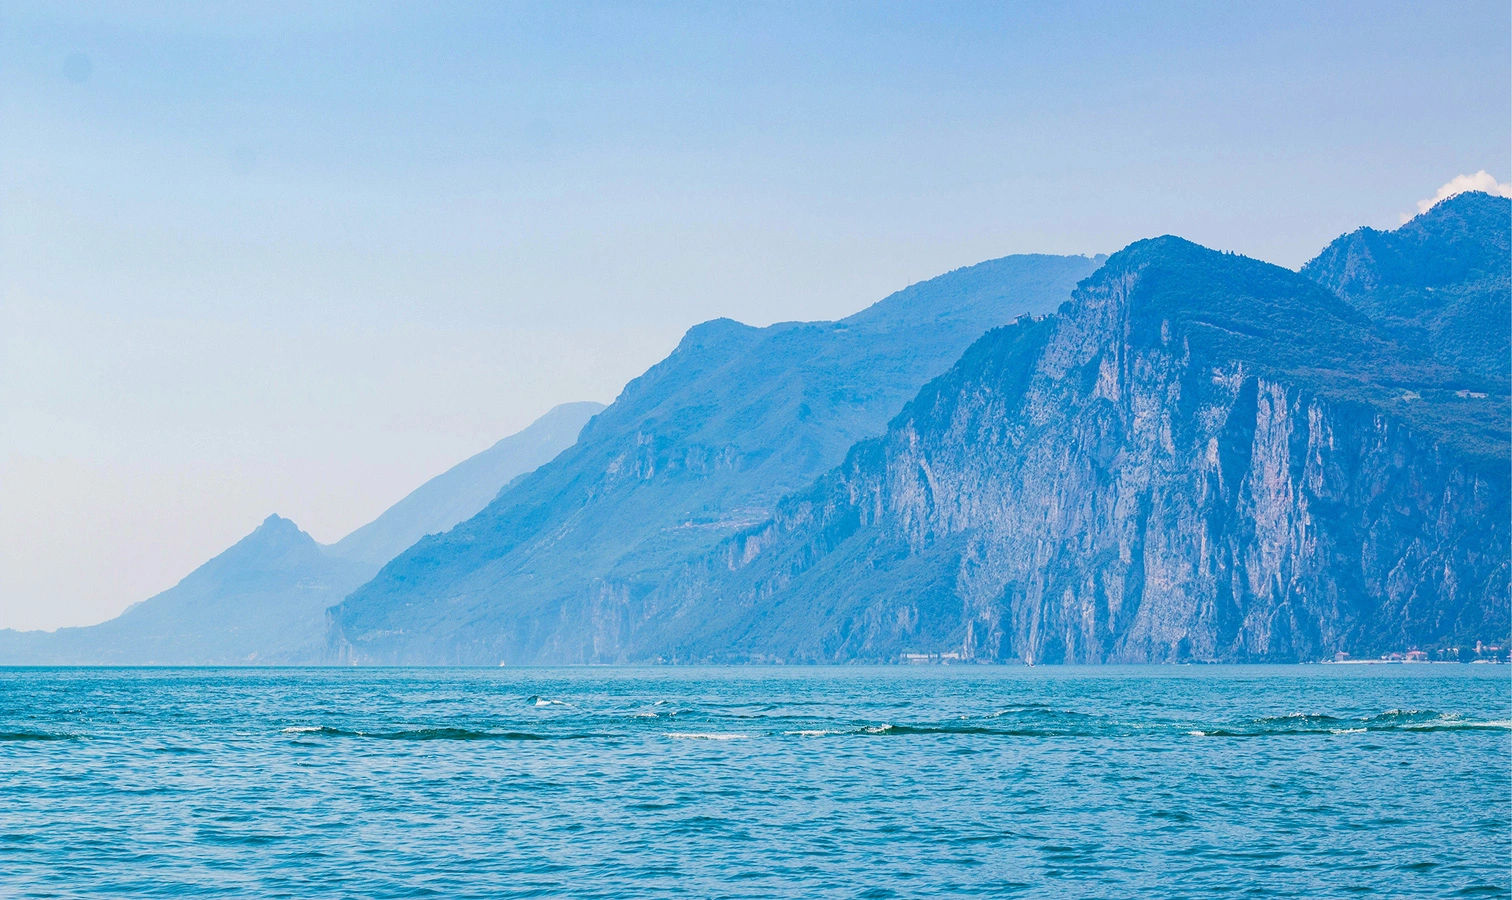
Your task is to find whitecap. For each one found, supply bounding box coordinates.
[666,732,748,740]
[1405,719,1512,730]
[1330,728,1366,735]
[784,729,845,737]
[1187,730,1207,737]
[282,726,323,734]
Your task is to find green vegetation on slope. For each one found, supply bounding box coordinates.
[1123,235,1508,466]
[1302,191,1510,386]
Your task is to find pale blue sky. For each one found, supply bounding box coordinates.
[2,1,1508,628]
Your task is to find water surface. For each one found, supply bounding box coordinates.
[1,665,1507,898]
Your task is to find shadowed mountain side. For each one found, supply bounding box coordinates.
[329,253,1105,664]
[1303,191,1510,386]
[620,237,1509,664]
[329,401,605,565]
[0,516,376,665]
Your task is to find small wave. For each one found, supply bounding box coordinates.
[666,732,748,740]
[784,729,846,737]
[1246,710,1448,730]
[988,704,1055,716]
[631,713,658,719]
[1196,709,1500,737]
[1252,712,1347,725]
[863,722,1097,737]
[376,728,550,741]
[285,726,550,741]
[1370,708,1439,722]
[990,707,1097,720]
[528,696,569,708]
[0,730,73,742]
[1403,720,1512,733]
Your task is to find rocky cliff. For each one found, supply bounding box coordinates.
[623,236,1509,663]
[328,254,1104,663]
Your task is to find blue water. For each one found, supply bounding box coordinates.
[1,666,1507,898]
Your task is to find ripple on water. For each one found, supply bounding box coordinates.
[0,665,1505,899]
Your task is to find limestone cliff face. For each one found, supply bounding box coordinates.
[628,238,1508,663]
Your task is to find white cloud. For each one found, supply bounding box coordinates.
[1402,171,1512,223]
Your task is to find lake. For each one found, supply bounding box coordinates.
[1,665,1507,898]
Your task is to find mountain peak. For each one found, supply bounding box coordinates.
[249,514,308,543]
[238,514,315,551]
[1412,188,1510,229]
[1302,188,1509,385]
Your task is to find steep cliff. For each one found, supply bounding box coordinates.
[626,237,1509,663]
[329,254,1104,663]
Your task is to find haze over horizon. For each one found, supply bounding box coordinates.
[2,1,1509,630]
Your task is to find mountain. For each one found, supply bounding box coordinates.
[1302,191,1510,385]
[0,402,601,664]
[328,401,605,566]
[0,516,374,664]
[615,236,1509,663]
[328,253,1106,663]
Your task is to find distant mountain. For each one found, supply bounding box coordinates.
[328,401,605,566]
[22,200,1501,667]
[1303,191,1510,385]
[328,254,1105,664]
[625,237,1509,663]
[0,402,601,664]
[0,515,373,664]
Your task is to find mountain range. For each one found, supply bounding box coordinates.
[0,401,602,664]
[6,192,1506,666]
[331,191,1510,664]
[327,254,1104,663]
[632,222,1508,663]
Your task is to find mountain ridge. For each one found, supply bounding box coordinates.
[1302,191,1510,386]
[329,253,1106,664]
[617,233,1509,663]
[0,514,374,664]
[328,400,605,565]
[0,402,602,664]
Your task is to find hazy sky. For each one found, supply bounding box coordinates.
[2,2,1508,630]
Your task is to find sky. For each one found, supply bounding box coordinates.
[2,1,1508,630]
